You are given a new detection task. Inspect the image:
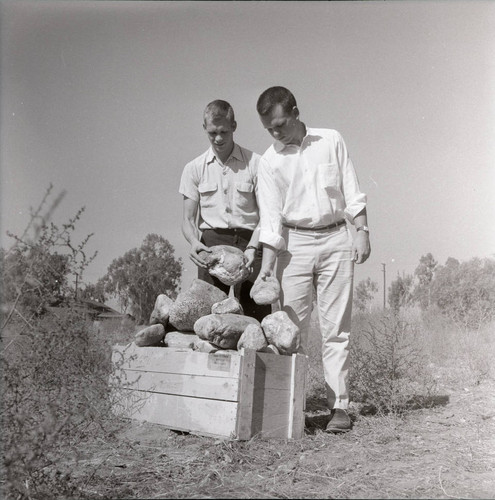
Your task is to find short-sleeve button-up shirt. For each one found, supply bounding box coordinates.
[179,143,261,231]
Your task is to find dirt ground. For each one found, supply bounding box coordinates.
[69,376,495,499]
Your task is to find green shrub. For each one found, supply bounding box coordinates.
[349,310,437,415]
[1,309,124,499]
[1,186,130,499]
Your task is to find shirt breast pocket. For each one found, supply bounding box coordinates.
[198,182,218,209]
[318,163,341,191]
[235,182,255,209]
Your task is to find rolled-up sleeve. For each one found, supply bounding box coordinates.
[336,133,367,221]
[258,158,286,251]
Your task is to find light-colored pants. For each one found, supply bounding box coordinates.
[276,225,354,409]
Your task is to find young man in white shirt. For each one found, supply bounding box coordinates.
[254,86,371,432]
[179,100,271,321]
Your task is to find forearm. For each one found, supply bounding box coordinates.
[182,218,201,246]
[260,244,278,274]
[353,207,368,229]
[352,207,371,264]
[247,225,260,249]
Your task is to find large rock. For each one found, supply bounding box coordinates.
[168,279,228,331]
[211,297,244,315]
[261,311,300,355]
[149,294,174,325]
[198,245,250,286]
[134,324,165,347]
[194,313,261,350]
[237,323,268,351]
[250,276,280,305]
[164,331,198,349]
[193,338,219,353]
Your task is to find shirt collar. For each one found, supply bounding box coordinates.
[273,126,311,153]
[206,143,242,165]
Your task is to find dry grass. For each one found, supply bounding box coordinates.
[65,375,495,499]
[3,310,495,499]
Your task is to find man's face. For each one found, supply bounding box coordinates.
[203,116,236,158]
[259,104,300,145]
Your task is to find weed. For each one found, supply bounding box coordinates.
[349,310,437,415]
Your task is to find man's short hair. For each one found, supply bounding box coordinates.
[204,100,235,124]
[256,86,297,116]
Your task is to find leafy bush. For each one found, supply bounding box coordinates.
[430,256,495,330]
[1,185,97,323]
[2,311,123,499]
[349,310,436,415]
[1,186,130,499]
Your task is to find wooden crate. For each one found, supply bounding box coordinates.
[110,343,307,440]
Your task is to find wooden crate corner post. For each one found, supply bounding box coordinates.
[235,348,257,440]
[288,353,308,439]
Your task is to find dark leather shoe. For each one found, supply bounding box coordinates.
[325,409,351,433]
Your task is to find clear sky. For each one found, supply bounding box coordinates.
[1,0,494,306]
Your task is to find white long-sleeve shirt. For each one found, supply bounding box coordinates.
[258,128,367,250]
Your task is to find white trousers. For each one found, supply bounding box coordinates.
[276,226,354,409]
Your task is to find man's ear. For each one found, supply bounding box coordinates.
[232,120,237,132]
[203,122,206,131]
[292,106,300,119]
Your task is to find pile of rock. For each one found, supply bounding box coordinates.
[133,246,299,355]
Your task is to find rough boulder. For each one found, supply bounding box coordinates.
[198,245,250,286]
[211,297,244,315]
[168,279,228,331]
[237,323,268,351]
[261,310,301,355]
[134,324,165,347]
[164,331,198,349]
[250,276,280,305]
[149,294,174,326]
[194,313,261,349]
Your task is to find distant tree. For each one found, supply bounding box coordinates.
[388,273,414,312]
[354,278,379,312]
[101,234,182,324]
[1,186,96,321]
[430,256,495,329]
[79,281,107,303]
[413,253,438,309]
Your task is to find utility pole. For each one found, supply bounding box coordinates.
[381,263,386,309]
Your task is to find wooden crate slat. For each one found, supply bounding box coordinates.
[254,352,296,390]
[251,386,290,437]
[114,389,239,439]
[110,370,240,401]
[112,344,242,378]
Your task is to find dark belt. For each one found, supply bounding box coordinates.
[203,227,253,236]
[282,219,346,232]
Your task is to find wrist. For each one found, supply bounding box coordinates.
[246,245,259,251]
[356,225,369,235]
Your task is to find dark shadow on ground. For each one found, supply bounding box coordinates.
[303,394,451,434]
[405,394,450,410]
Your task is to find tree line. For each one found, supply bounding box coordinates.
[2,187,493,329]
[354,252,495,329]
[1,187,182,327]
